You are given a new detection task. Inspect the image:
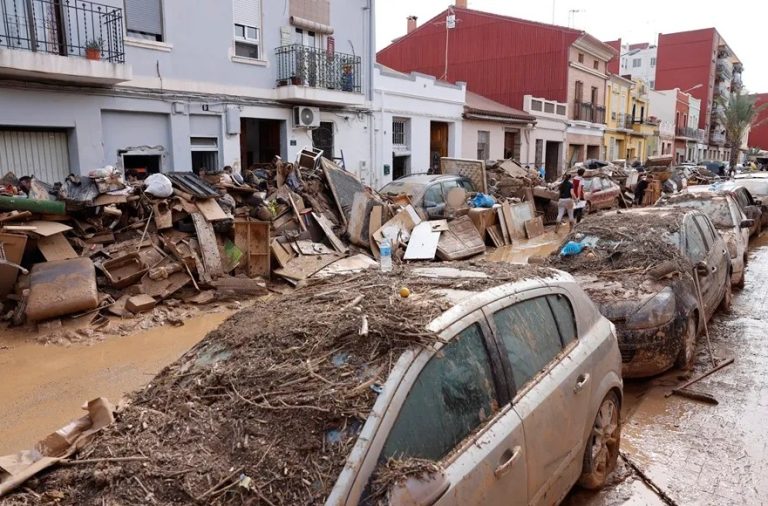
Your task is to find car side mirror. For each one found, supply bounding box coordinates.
[741,219,755,229]
[696,261,709,277]
[388,471,450,506]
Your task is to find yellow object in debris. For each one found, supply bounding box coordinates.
[399,287,411,298]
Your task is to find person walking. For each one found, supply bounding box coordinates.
[555,174,577,233]
[634,175,649,206]
[572,168,586,222]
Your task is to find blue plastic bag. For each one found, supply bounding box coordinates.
[560,241,585,257]
[470,193,496,208]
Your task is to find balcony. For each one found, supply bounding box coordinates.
[275,44,364,106]
[573,101,606,124]
[676,126,705,142]
[710,131,726,145]
[0,0,130,85]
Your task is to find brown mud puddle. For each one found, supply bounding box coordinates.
[0,310,234,455]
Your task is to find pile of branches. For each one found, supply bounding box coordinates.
[13,263,551,505]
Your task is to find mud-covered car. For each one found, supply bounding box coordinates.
[657,188,752,288]
[379,175,475,219]
[550,208,732,378]
[720,180,768,234]
[581,176,622,213]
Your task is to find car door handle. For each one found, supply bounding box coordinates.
[574,373,591,393]
[494,446,522,478]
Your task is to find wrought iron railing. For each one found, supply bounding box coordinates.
[574,101,606,124]
[0,0,124,63]
[710,131,726,145]
[275,44,361,93]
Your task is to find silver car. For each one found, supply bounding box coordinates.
[328,270,623,505]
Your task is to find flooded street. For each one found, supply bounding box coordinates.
[567,233,768,505]
[0,311,234,455]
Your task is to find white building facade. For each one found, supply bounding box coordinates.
[522,95,568,178]
[372,65,465,188]
[620,43,658,89]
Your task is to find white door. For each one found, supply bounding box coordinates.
[485,291,592,505]
[0,129,70,183]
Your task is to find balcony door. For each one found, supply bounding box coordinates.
[294,28,321,87]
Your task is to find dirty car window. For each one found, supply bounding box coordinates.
[423,184,444,207]
[547,294,577,345]
[685,220,707,262]
[380,323,498,462]
[493,297,563,391]
[667,199,735,228]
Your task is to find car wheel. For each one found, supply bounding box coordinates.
[612,197,620,209]
[736,266,746,289]
[675,314,698,370]
[578,391,621,490]
[719,272,733,313]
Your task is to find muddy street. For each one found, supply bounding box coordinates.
[567,233,768,505]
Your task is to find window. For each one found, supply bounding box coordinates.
[685,219,707,262]
[695,215,718,246]
[548,294,577,345]
[578,53,584,64]
[392,118,408,146]
[191,137,219,173]
[423,184,444,207]
[380,324,498,461]
[593,60,599,70]
[650,57,657,67]
[632,58,641,68]
[591,86,598,105]
[575,81,584,103]
[493,297,564,391]
[531,99,543,112]
[312,122,335,160]
[234,0,262,59]
[124,0,164,41]
[477,131,490,160]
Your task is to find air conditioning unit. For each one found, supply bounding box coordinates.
[293,106,320,129]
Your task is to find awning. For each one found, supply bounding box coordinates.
[290,16,334,35]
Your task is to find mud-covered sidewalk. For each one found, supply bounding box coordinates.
[567,233,768,505]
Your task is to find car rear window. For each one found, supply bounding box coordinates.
[380,323,498,462]
[493,297,564,391]
[666,199,735,228]
[547,294,577,345]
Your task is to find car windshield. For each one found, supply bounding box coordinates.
[379,180,422,197]
[664,199,734,228]
[582,178,598,191]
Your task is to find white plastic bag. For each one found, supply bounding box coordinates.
[144,173,173,198]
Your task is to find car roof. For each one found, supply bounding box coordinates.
[734,172,768,179]
[384,174,467,186]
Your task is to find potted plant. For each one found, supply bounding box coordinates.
[85,39,102,61]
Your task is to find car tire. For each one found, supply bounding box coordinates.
[719,272,733,313]
[736,266,746,289]
[578,391,621,490]
[675,314,698,370]
[612,197,620,209]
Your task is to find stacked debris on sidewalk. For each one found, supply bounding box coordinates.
[1,154,548,332]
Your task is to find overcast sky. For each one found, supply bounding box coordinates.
[375,0,768,92]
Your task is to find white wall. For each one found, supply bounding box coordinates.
[372,65,466,189]
[649,89,676,138]
[620,45,658,88]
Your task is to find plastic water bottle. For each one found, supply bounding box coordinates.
[379,239,393,273]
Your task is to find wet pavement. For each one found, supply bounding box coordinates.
[0,310,234,455]
[566,233,768,505]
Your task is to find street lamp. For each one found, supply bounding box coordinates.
[683,84,703,93]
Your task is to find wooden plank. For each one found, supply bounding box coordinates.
[508,202,536,239]
[271,239,294,269]
[468,208,497,239]
[191,213,224,278]
[195,199,228,222]
[436,215,486,261]
[37,233,77,261]
[0,232,27,297]
[347,192,374,247]
[94,194,128,206]
[368,205,383,259]
[501,201,518,240]
[295,240,334,255]
[496,207,511,245]
[288,192,307,232]
[273,254,340,282]
[152,201,173,230]
[487,226,504,248]
[439,158,488,194]
[212,276,268,295]
[524,217,545,239]
[24,220,72,237]
[404,222,441,260]
[312,212,348,254]
[0,211,32,223]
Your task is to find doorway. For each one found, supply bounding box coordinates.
[393,155,410,179]
[504,130,521,161]
[586,145,600,160]
[240,119,283,170]
[545,141,561,182]
[430,121,449,172]
[312,121,335,161]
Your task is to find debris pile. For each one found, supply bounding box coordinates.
[3,264,553,504]
[485,159,543,199]
[1,153,549,334]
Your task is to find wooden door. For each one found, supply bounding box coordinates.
[430,122,449,172]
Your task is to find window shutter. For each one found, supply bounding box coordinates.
[234,0,261,28]
[125,0,163,35]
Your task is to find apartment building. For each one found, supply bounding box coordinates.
[0,0,376,183]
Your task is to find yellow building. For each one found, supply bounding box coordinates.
[627,79,657,162]
[604,75,633,162]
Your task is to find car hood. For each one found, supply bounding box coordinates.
[574,274,668,320]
